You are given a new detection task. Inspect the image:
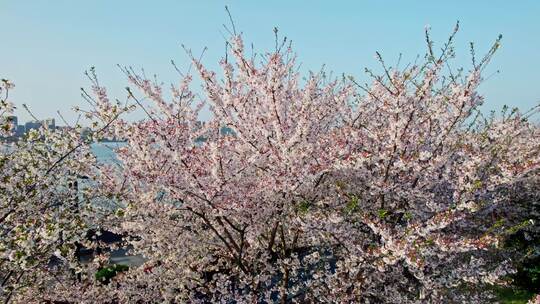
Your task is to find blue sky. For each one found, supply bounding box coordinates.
[1,1,539,123]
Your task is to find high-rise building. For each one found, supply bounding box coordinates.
[45,118,55,129]
[16,125,25,137]
[24,118,56,132]
[25,121,42,132]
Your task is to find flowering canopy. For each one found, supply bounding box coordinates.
[2,27,540,303]
[0,76,129,302]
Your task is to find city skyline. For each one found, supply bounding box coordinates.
[0,116,57,141]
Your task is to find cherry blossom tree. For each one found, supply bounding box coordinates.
[0,76,130,302]
[3,24,540,303]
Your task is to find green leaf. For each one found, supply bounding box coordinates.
[95,264,129,284]
[115,209,125,217]
[472,180,483,191]
[345,196,359,214]
[377,209,389,219]
[403,211,413,220]
[297,200,311,215]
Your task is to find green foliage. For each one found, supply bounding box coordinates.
[403,211,413,221]
[296,200,311,216]
[344,196,359,214]
[471,179,483,191]
[511,255,540,294]
[377,209,389,220]
[504,220,533,236]
[95,264,129,284]
[501,219,539,295]
[493,286,535,304]
[424,238,435,247]
[522,263,540,287]
[115,209,125,217]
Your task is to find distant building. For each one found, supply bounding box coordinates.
[25,121,42,132]
[45,118,55,129]
[16,125,25,137]
[56,126,72,132]
[1,117,59,142]
[25,118,56,132]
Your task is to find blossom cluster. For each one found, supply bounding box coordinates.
[0,79,16,137]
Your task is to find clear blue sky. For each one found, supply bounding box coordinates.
[1,1,539,124]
